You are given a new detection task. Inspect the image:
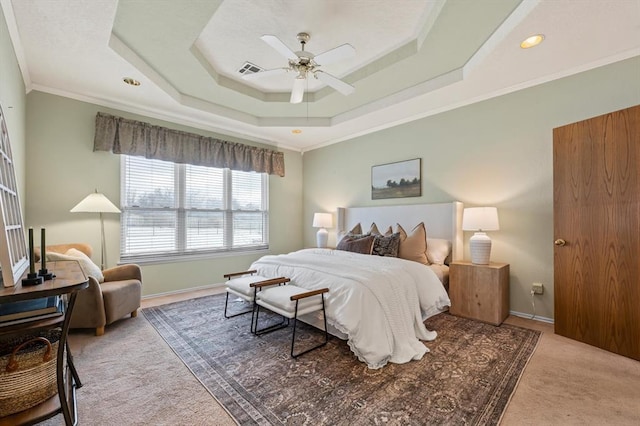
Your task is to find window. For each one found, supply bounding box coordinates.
[120,156,268,263]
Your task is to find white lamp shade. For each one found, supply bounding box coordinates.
[462,207,499,231]
[70,191,121,213]
[312,213,333,229]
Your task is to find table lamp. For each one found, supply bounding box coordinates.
[312,213,333,248]
[462,207,500,265]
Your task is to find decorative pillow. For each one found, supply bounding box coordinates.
[348,223,362,235]
[336,235,374,254]
[47,249,104,282]
[396,222,428,265]
[336,223,367,246]
[371,233,401,257]
[369,223,393,236]
[427,238,452,265]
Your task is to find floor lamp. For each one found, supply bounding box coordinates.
[70,190,121,270]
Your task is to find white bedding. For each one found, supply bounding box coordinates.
[250,248,451,369]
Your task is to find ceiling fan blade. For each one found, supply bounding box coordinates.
[314,43,356,66]
[314,71,355,96]
[290,77,305,104]
[260,35,298,62]
[241,67,288,80]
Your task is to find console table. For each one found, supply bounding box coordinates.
[0,261,88,426]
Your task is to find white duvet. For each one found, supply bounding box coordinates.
[250,248,451,369]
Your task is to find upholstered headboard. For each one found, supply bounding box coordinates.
[336,201,464,261]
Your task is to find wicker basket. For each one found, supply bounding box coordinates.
[0,329,61,417]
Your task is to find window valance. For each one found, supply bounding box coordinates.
[93,112,285,177]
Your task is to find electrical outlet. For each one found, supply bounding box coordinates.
[532,282,544,295]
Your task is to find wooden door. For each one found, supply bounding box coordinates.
[553,105,640,361]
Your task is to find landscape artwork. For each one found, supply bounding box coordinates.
[371,158,421,200]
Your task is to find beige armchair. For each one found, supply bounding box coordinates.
[35,243,142,336]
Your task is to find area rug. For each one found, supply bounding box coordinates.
[143,294,541,425]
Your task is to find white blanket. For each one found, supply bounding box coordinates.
[250,249,451,369]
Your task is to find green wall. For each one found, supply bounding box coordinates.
[303,57,640,320]
[25,91,303,296]
[0,6,26,207]
[5,5,640,317]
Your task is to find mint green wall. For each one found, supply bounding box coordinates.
[25,91,303,296]
[0,6,26,207]
[5,3,640,317]
[303,57,640,320]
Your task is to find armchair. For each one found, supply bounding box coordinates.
[35,243,142,336]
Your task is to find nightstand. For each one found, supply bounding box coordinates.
[449,261,510,326]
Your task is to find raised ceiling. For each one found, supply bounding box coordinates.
[3,0,640,151]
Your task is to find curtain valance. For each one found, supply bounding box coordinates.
[93,112,285,177]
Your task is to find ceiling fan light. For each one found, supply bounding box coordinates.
[254,33,356,103]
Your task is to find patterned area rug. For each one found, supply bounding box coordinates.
[144,294,540,425]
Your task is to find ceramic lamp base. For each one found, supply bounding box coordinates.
[316,228,328,248]
[469,232,492,264]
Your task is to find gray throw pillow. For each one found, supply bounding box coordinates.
[371,233,401,257]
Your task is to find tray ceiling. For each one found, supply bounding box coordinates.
[3,0,639,151]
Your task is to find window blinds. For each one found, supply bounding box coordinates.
[121,156,268,262]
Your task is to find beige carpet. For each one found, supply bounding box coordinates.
[500,316,640,425]
[41,290,640,425]
[42,315,235,426]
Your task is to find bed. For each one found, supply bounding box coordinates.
[250,201,463,369]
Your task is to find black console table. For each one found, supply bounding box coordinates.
[0,261,88,426]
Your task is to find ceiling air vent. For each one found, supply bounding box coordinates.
[237,62,264,76]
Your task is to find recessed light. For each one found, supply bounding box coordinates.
[291,129,302,134]
[123,77,141,86]
[520,34,544,49]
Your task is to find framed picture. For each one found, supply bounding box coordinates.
[371,158,421,200]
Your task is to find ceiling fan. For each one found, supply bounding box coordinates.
[242,32,356,104]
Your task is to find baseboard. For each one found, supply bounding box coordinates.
[142,282,225,300]
[510,310,554,324]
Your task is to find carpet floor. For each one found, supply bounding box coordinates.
[144,294,541,425]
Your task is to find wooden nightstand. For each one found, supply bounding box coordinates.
[449,261,510,326]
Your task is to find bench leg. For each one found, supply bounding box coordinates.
[253,303,289,335]
[291,297,329,358]
[224,291,254,319]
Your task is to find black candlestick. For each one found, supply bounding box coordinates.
[23,227,43,285]
[38,227,53,281]
[28,227,35,275]
[41,227,46,270]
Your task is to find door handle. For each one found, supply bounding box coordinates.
[554,239,566,246]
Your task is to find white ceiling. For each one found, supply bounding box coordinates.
[3,0,639,152]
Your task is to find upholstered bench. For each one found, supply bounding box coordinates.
[253,283,329,358]
[223,270,290,332]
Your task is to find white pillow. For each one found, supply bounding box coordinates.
[46,249,104,282]
[427,238,452,265]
